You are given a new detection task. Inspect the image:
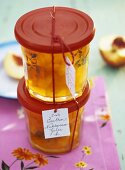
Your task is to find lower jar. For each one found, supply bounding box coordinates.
[25,106,84,153]
[17,77,90,154]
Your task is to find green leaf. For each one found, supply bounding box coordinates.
[25,166,38,169]
[21,161,24,170]
[47,155,60,158]
[75,60,80,65]
[1,161,10,170]
[100,122,107,128]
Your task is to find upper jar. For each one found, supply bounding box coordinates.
[15,7,95,102]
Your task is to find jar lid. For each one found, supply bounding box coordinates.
[15,7,95,53]
[17,77,90,114]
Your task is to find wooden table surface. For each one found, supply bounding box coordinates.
[0,0,125,169]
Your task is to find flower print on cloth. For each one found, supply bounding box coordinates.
[34,153,48,167]
[95,108,111,128]
[84,108,111,126]
[75,161,88,168]
[82,146,92,155]
[100,114,110,121]
[1,147,48,170]
[75,146,94,169]
[12,148,34,160]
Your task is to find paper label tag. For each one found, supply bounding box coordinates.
[22,58,28,80]
[65,57,76,97]
[42,108,70,139]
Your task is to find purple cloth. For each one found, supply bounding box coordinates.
[0,77,120,170]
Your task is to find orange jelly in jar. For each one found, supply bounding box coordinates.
[17,78,90,154]
[21,45,89,102]
[15,7,94,102]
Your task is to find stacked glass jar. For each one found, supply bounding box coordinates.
[15,7,95,154]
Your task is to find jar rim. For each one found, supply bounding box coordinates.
[17,77,90,114]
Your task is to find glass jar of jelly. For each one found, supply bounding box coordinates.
[15,7,94,102]
[17,77,90,154]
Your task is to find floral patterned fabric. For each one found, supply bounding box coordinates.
[0,77,120,170]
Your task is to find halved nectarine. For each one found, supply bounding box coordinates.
[99,35,125,67]
[3,52,24,79]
